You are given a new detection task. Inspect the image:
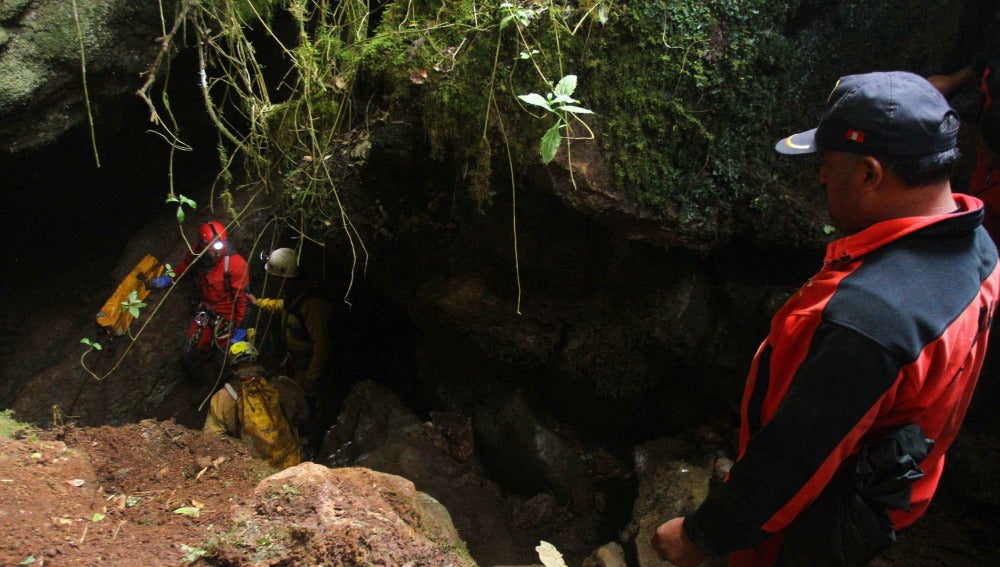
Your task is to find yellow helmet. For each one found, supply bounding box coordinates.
[228,341,258,366]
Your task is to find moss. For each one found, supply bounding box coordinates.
[0,0,33,24]
[169,0,962,247]
[0,53,46,107]
[352,1,805,229]
[26,2,88,62]
[0,0,141,110]
[586,2,798,224]
[0,408,37,439]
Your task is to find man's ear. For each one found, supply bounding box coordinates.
[858,156,884,190]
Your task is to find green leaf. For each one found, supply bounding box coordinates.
[540,123,563,164]
[558,105,594,115]
[128,307,140,318]
[823,224,837,235]
[174,506,200,518]
[554,75,577,97]
[91,513,105,522]
[18,556,35,565]
[549,94,577,106]
[518,93,551,110]
[181,545,208,562]
[93,343,102,351]
[176,208,186,223]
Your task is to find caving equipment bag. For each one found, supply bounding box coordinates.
[96,254,165,335]
[231,377,301,470]
[777,424,935,567]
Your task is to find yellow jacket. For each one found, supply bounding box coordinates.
[255,288,333,387]
[203,370,310,436]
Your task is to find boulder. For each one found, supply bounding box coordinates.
[211,463,477,566]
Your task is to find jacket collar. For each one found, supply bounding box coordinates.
[824,193,985,265]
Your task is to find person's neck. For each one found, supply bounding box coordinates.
[883,182,955,219]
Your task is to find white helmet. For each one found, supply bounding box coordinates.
[265,248,299,278]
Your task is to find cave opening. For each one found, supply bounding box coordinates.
[0,108,644,563]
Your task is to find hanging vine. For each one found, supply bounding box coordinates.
[133,0,609,314]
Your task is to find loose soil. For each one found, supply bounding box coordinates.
[0,420,997,566]
[0,420,272,566]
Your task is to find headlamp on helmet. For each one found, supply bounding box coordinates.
[198,221,229,253]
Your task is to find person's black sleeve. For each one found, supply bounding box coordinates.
[683,321,901,556]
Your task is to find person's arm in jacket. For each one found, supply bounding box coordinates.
[675,321,902,557]
[147,251,194,290]
[249,295,285,313]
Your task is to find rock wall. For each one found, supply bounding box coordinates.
[0,0,169,152]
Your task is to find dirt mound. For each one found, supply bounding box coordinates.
[0,420,478,567]
[0,420,275,566]
[2,418,998,566]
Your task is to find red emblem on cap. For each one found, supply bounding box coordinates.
[845,129,865,143]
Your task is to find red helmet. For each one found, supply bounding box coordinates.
[199,221,229,252]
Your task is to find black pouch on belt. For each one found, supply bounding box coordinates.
[777,424,935,567]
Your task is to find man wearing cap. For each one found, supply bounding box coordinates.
[652,71,1000,566]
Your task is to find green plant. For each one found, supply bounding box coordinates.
[166,194,197,223]
[119,290,147,319]
[133,0,614,317]
[181,545,208,562]
[500,1,543,29]
[0,409,36,439]
[77,338,103,381]
[139,0,372,303]
[517,74,594,164]
[174,506,201,518]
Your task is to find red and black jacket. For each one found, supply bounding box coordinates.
[684,194,999,559]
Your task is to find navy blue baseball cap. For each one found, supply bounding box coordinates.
[775,71,959,156]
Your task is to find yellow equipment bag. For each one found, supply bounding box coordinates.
[96,254,165,335]
[237,378,302,470]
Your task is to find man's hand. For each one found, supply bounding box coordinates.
[247,292,257,306]
[651,517,708,567]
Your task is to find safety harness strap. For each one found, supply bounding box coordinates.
[223,254,231,293]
